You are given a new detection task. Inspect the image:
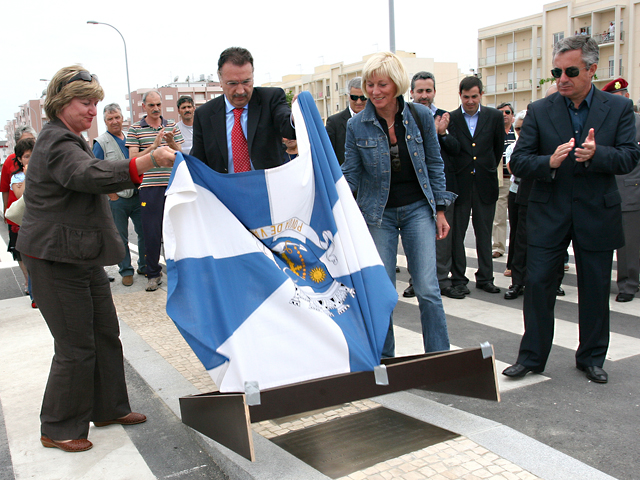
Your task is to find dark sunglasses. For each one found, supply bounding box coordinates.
[66,71,99,86]
[350,94,367,102]
[502,110,513,115]
[550,66,586,79]
[514,127,521,132]
[389,144,401,172]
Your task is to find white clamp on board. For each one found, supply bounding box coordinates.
[244,381,261,406]
[480,342,493,359]
[374,364,389,386]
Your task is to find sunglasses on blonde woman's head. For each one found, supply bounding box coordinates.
[66,71,99,86]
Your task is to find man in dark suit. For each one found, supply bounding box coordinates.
[191,47,295,173]
[503,36,640,383]
[325,77,365,165]
[404,71,462,299]
[601,77,640,303]
[447,76,505,295]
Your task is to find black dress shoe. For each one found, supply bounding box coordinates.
[441,286,466,299]
[577,365,608,383]
[502,363,541,378]
[616,293,634,302]
[453,284,470,295]
[396,266,400,273]
[477,282,500,293]
[556,286,565,296]
[504,284,524,300]
[403,285,415,298]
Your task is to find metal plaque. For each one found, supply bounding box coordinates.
[270,406,459,478]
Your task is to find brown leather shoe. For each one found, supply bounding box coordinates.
[94,412,147,427]
[122,275,134,286]
[41,436,93,452]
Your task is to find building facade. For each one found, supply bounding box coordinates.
[128,80,223,125]
[265,51,464,123]
[5,98,99,150]
[478,0,632,112]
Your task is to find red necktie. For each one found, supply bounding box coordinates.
[232,108,251,173]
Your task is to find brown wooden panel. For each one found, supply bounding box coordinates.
[249,346,498,422]
[179,392,255,461]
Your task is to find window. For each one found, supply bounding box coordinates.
[195,93,205,101]
[507,42,517,61]
[507,72,517,90]
[553,32,564,45]
[485,75,496,94]
[165,94,174,100]
[166,107,174,112]
[486,46,496,65]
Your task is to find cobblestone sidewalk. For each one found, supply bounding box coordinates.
[113,290,542,480]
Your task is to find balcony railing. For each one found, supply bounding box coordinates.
[485,79,535,94]
[592,31,624,45]
[595,65,624,81]
[479,47,541,66]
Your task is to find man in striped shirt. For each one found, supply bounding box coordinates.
[126,90,184,291]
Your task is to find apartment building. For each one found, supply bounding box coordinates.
[265,51,464,123]
[478,0,633,113]
[128,79,223,125]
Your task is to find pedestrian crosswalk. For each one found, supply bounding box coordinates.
[392,246,640,394]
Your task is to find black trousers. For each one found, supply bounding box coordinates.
[517,235,613,370]
[139,185,167,279]
[451,180,496,286]
[24,257,131,440]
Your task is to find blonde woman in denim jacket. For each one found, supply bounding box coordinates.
[342,52,456,358]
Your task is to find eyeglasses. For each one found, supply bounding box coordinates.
[501,110,513,115]
[66,71,99,86]
[350,94,367,102]
[389,144,401,172]
[514,127,521,132]
[550,66,587,78]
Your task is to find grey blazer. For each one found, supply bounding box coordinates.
[17,119,135,265]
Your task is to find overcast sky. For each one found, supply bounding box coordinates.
[2,0,549,140]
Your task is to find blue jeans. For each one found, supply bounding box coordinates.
[109,194,146,277]
[368,199,450,357]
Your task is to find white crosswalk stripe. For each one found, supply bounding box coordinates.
[393,248,639,393]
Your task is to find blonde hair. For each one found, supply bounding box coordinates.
[44,65,104,120]
[361,52,410,98]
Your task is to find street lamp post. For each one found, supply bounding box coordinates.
[389,0,396,53]
[87,21,134,127]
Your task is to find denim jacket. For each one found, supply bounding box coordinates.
[342,98,456,226]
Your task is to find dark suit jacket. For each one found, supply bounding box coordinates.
[190,86,295,173]
[511,88,640,251]
[434,107,461,193]
[615,112,640,212]
[17,119,133,265]
[447,106,505,204]
[325,107,352,165]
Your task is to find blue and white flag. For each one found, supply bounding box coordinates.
[164,91,397,393]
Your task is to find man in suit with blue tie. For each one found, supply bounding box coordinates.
[191,47,295,173]
[503,36,640,383]
[447,76,505,296]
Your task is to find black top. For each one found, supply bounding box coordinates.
[376,97,423,208]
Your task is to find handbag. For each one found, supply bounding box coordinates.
[5,195,25,226]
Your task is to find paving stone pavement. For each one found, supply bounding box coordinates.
[111,285,542,480]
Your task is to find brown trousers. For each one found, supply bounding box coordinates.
[24,257,131,440]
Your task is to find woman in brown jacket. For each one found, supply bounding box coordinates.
[17,66,177,452]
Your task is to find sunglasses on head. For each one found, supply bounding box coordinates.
[550,66,587,78]
[389,144,401,172]
[66,71,99,86]
[350,94,367,102]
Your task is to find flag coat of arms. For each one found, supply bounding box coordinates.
[164,91,397,393]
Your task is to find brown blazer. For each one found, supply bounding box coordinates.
[17,119,135,265]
